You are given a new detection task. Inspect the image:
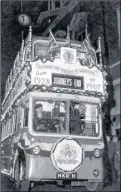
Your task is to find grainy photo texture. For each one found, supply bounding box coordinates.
[1,1,120,191]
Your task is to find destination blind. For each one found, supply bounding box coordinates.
[52,74,84,89]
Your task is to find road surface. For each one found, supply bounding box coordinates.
[1,174,120,191]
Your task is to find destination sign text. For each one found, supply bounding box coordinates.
[52,74,84,89]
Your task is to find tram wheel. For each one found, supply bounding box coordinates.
[85,181,104,192]
[14,157,30,192]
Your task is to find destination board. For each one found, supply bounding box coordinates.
[52,73,84,89]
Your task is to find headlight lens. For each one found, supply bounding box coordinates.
[94,149,101,158]
[93,169,99,177]
[33,146,40,155]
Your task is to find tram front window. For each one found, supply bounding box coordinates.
[69,102,99,136]
[33,100,66,133]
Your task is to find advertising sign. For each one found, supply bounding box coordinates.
[30,61,104,94]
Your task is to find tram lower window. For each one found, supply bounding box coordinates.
[33,101,66,133]
[33,100,99,136]
[69,102,99,136]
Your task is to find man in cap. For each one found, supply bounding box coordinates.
[34,103,47,132]
[106,134,118,184]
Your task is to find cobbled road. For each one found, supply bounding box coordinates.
[1,174,120,192]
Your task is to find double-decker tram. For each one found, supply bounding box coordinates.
[1,26,108,191]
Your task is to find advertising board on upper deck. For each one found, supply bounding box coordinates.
[30,46,104,94]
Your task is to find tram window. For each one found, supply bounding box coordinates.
[9,119,11,136]
[23,108,29,127]
[1,124,4,140]
[6,121,9,138]
[4,123,7,138]
[69,102,99,136]
[33,100,66,133]
[34,43,48,58]
[9,118,12,135]
[2,124,5,140]
[12,113,17,134]
[16,107,22,130]
[7,119,10,136]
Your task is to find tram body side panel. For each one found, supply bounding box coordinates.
[1,136,13,173]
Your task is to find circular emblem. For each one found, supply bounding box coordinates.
[18,14,31,26]
[63,51,74,63]
[51,138,83,172]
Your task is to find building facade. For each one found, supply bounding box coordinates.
[110,1,120,136]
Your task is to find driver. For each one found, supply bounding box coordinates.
[34,103,47,131]
[34,103,59,133]
[35,103,43,119]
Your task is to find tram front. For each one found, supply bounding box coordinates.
[21,35,107,191]
[10,33,108,191]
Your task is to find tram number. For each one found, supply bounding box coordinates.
[34,77,50,85]
[86,83,100,91]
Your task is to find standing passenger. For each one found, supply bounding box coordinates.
[107,135,118,183]
[113,135,120,182]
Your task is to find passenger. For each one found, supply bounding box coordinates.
[113,135,120,182]
[52,103,60,118]
[107,135,118,183]
[70,104,85,134]
[78,103,85,119]
[78,103,86,133]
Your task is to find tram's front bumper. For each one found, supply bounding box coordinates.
[25,154,104,182]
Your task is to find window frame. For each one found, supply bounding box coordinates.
[32,98,68,134]
[69,101,100,136]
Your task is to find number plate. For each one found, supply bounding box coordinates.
[56,172,77,179]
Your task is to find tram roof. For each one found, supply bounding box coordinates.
[31,35,83,46]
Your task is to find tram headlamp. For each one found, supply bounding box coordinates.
[93,169,99,177]
[94,149,101,158]
[33,146,40,155]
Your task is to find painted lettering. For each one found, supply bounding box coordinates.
[74,79,82,87]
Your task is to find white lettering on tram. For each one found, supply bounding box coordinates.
[53,77,72,86]
[74,79,82,87]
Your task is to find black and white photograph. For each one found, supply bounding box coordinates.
[1,0,120,191]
